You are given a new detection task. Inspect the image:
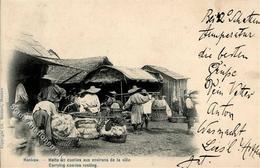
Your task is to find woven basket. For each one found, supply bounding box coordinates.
[151,107,167,121]
[52,134,79,147]
[70,112,101,119]
[107,109,123,118]
[104,134,127,143]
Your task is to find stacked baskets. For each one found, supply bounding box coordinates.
[52,112,102,147]
[151,99,168,121]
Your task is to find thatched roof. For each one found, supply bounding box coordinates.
[46,57,112,84]
[51,56,112,71]
[84,65,159,84]
[142,65,189,80]
[13,33,58,59]
[114,66,158,81]
[9,33,113,84]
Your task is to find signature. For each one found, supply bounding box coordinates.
[176,155,220,168]
[239,137,260,160]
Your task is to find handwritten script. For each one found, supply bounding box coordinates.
[177,8,259,168]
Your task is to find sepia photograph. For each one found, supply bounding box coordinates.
[1,0,259,168]
[7,31,198,157]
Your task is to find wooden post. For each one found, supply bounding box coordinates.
[120,81,123,103]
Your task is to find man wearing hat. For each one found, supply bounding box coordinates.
[183,91,198,135]
[78,86,101,113]
[37,74,66,109]
[140,89,154,130]
[105,91,123,111]
[123,85,150,133]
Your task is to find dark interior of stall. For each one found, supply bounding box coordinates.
[84,81,162,104]
[81,66,163,104]
[8,52,163,115]
[8,51,48,116]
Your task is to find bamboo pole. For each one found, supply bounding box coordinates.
[120,81,123,102]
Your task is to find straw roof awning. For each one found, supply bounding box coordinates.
[142,65,189,80]
[46,57,112,84]
[9,33,113,84]
[84,65,159,84]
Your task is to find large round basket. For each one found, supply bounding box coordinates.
[108,109,123,118]
[69,112,101,119]
[52,134,80,148]
[151,107,167,121]
[104,134,127,143]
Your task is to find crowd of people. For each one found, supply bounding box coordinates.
[11,74,198,155]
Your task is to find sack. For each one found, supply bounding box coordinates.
[51,114,76,138]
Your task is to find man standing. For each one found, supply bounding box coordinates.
[14,78,29,114]
[184,91,198,135]
[141,89,153,130]
[123,86,150,133]
[37,75,66,109]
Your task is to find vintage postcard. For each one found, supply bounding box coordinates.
[0,0,259,167]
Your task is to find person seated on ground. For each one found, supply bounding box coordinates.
[32,100,59,143]
[37,75,66,110]
[123,85,150,133]
[78,86,101,114]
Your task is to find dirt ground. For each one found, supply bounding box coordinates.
[43,121,198,157]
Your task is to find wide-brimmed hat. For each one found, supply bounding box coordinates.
[109,91,117,95]
[128,85,141,94]
[86,86,101,93]
[185,90,199,98]
[107,91,117,97]
[41,74,56,81]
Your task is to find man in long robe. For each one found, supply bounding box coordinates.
[183,92,198,135]
[141,90,154,130]
[15,81,29,114]
[123,86,150,132]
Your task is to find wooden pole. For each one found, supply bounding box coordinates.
[120,81,123,103]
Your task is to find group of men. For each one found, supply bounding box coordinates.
[64,85,154,133]
[14,74,197,139]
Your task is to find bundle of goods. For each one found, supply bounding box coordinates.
[151,99,167,121]
[100,117,127,143]
[101,125,127,137]
[51,114,79,147]
[51,114,79,138]
[75,118,100,139]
